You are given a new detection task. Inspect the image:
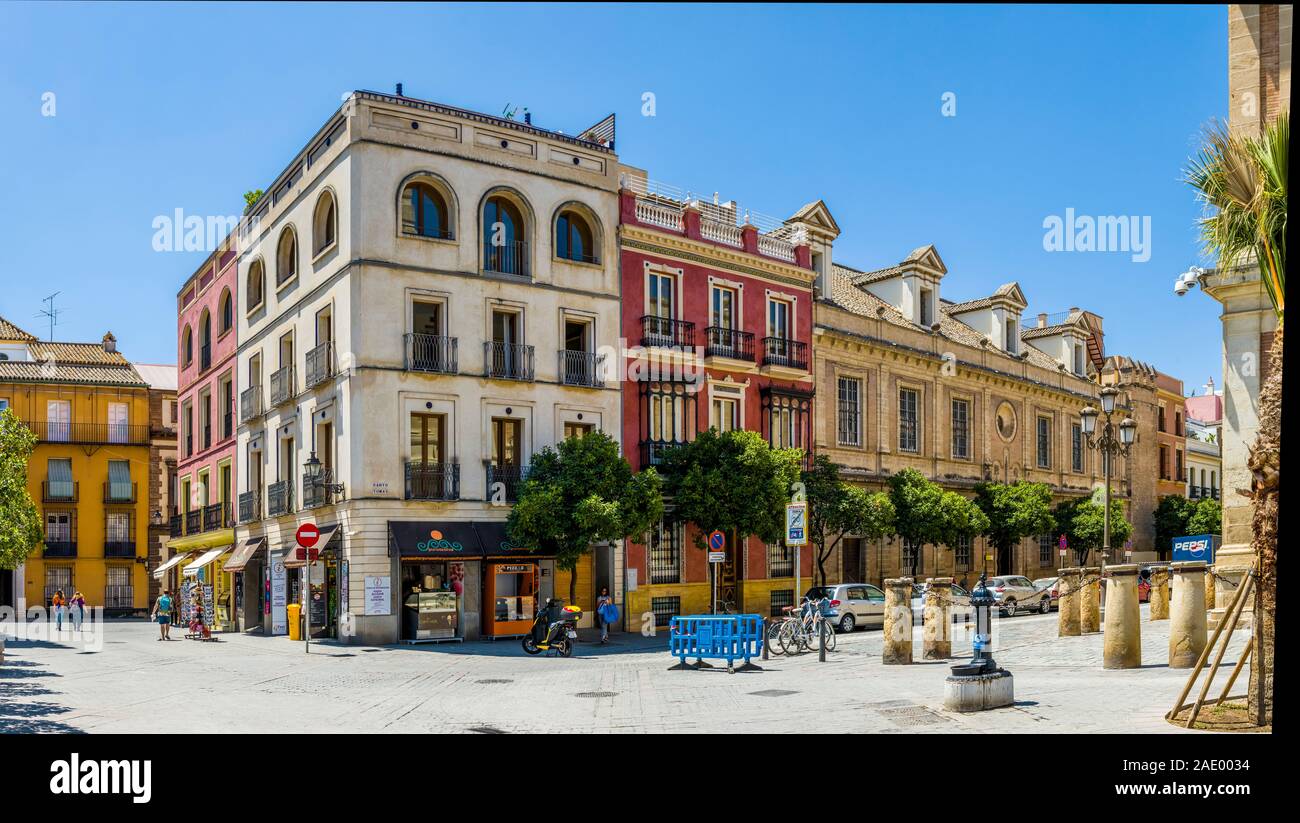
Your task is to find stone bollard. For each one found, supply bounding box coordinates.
[1204,566,1217,612]
[882,577,913,664]
[1057,568,1081,636]
[1169,561,1209,668]
[922,577,953,660]
[1102,564,1142,669]
[1079,567,1101,634]
[1148,565,1170,620]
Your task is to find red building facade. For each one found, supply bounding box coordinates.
[618,178,818,626]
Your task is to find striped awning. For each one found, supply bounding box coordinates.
[223,537,266,573]
[183,547,229,577]
[154,551,195,580]
[108,460,132,500]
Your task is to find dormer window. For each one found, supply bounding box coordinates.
[1005,317,1018,354]
[1074,343,1085,375]
[919,287,933,327]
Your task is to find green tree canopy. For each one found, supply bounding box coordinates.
[801,455,895,585]
[1187,498,1223,537]
[974,481,1056,571]
[507,431,662,604]
[0,409,43,570]
[1154,495,1199,554]
[1054,496,1133,567]
[659,429,803,548]
[887,469,946,577]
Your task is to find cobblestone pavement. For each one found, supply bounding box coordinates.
[0,606,1251,734]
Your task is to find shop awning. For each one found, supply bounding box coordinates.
[183,547,229,577]
[153,551,196,580]
[473,521,546,559]
[389,521,482,558]
[283,526,340,568]
[223,537,266,573]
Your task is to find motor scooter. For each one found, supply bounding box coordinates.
[521,598,582,657]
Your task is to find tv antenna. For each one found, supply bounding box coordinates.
[37,291,63,341]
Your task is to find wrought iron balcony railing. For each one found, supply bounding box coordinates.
[240,385,263,423]
[761,337,808,370]
[483,239,530,278]
[270,366,295,407]
[486,463,525,503]
[267,480,294,517]
[559,350,605,387]
[640,315,694,349]
[42,480,78,503]
[484,341,535,381]
[405,333,458,374]
[704,326,754,361]
[103,482,137,504]
[405,461,460,501]
[238,490,262,524]
[28,421,150,446]
[302,468,344,509]
[305,341,334,388]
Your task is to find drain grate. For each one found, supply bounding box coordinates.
[574,691,618,698]
[749,689,799,697]
[476,679,514,684]
[469,726,507,734]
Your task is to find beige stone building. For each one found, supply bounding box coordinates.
[235,88,622,645]
[811,233,1158,585]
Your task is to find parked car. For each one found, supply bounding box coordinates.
[910,583,971,623]
[803,583,886,633]
[1031,577,1061,610]
[987,575,1053,616]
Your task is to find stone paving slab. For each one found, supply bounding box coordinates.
[0,606,1252,734]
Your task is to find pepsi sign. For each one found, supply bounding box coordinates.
[1172,534,1217,564]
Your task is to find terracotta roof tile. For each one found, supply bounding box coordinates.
[0,361,147,387]
[0,315,37,342]
[28,341,130,366]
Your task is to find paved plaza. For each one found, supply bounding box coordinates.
[1,607,1251,734]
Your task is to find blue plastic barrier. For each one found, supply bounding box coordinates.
[668,613,765,672]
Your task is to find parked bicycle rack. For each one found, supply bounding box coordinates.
[668,614,765,673]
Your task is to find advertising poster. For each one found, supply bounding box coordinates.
[364,575,391,616]
[271,552,288,635]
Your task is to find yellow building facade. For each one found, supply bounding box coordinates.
[0,317,153,613]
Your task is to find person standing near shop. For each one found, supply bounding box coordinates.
[596,586,615,644]
[51,589,66,631]
[151,589,174,640]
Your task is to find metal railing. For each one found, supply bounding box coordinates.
[640,315,695,348]
[560,350,605,387]
[484,341,535,381]
[43,516,77,557]
[1188,486,1220,501]
[203,502,232,531]
[704,327,754,361]
[240,385,263,423]
[302,468,343,509]
[405,333,458,374]
[28,421,150,446]
[200,342,212,372]
[761,337,808,370]
[239,490,262,524]
[42,481,78,503]
[483,240,530,277]
[405,461,460,501]
[169,513,183,537]
[185,509,202,534]
[270,366,295,406]
[305,341,334,388]
[486,464,524,503]
[222,411,233,440]
[104,586,134,609]
[640,439,690,467]
[103,482,137,504]
[267,480,294,517]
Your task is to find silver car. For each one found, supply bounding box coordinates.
[910,583,971,623]
[804,583,886,633]
[988,575,1053,616]
[1031,577,1061,610]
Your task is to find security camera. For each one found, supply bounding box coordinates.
[1174,277,1190,296]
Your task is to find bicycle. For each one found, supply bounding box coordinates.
[777,597,836,654]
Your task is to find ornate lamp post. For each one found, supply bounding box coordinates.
[1078,386,1137,567]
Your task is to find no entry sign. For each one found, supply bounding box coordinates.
[296,523,320,548]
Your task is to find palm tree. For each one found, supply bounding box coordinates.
[1185,112,1286,727]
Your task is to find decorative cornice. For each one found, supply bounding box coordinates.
[619,226,814,291]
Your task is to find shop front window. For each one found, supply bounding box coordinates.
[402,560,462,640]
[491,563,538,624]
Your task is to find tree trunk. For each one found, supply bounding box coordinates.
[1248,326,1281,726]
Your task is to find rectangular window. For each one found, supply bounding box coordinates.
[951,399,970,459]
[650,596,680,628]
[45,511,72,542]
[898,388,919,453]
[768,400,798,449]
[410,412,446,465]
[106,511,130,542]
[492,418,521,468]
[767,298,791,340]
[647,272,675,320]
[44,566,73,606]
[1037,416,1051,468]
[47,458,73,499]
[710,285,736,330]
[711,396,738,432]
[901,537,922,574]
[0,398,10,412]
[954,534,972,569]
[108,460,132,501]
[1038,534,1053,567]
[563,422,593,440]
[770,588,795,618]
[837,377,861,447]
[648,520,682,584]
[919,287,932,327]
[46,399,70,442]
[107,402,129,444]
[1072,424,1083,472]
[767,542,794,578]
[1005,318,1017,354]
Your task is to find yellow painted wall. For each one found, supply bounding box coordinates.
[1,382,152,610]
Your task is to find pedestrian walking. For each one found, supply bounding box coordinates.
[595,586,617,643]
[52,589,66,631]
[70,590,86,630]
[151,589,174,640]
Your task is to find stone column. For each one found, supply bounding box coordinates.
[1057,568,1081,637]
[1170,561,1209,668]
[921,577,952,660]
[1102,564,1141,669]
[1148,565,1170,620]
[882,577,913,664]
[1079,566,1101,634]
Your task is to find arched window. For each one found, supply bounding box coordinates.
[276,228,297,287]
[219,289,233,334]
[247,260,265,311]
[182,325,193,366]
[555,210,596,263]
[482,195,527,276]
[313,191,337,255]
[401,181,451,239]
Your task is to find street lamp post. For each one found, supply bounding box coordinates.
[1078,386,1137,569]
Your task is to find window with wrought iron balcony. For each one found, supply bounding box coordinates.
[302,453,344,509]
[704,326,754,361]
[761,337,808,371]
[238,489,262,524]
[269,365,295,406]
[43,512,76,558]
[405,460,459,501]
[267,479,294,517]
[240,385,262,423]
[486,463,525,503]
[305,340,334,389]
[640,315,694,349]
[484,341,535,381]
[405,332,458,374]
[105,511,135,557]
[560,349,605,388]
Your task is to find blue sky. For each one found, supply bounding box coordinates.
[0,3,1225,393]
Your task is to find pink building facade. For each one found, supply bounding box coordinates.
[161,236,241,625]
